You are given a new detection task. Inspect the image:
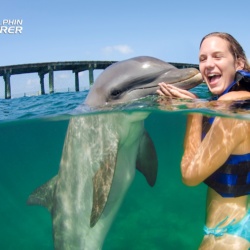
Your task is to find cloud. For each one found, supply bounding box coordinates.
[79,71,86,77]
[57,73,70,79]
[102,45,133,55]
[27,78,39,85]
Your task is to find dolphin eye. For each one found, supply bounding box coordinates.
[110,89,122,98]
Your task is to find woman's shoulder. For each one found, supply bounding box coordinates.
[218,91,250,101]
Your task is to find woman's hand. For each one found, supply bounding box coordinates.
[157,82,197,99]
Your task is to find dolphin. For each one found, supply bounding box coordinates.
[27,56,203,249]
[85,56,202,106]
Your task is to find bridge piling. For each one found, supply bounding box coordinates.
[49,68,54,94]
[38,72,45,95]
[89,67,94,85]
[75,72,79,92]
[3,71,11,99]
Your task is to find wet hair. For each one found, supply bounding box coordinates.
[200,32,250,72]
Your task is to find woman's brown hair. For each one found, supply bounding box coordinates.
[200,32,250,72]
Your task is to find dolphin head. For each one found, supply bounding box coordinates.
[85,56,202,107]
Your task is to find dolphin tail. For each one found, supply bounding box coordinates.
[27,175,57,212]
[136,131,158,187]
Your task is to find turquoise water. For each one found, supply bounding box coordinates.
[1,85,250,250]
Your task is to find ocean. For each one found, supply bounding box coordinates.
[1,84,249,250]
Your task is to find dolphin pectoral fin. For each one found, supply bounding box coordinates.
[27,175,57,212]
[136,131,158,187]
[90,146,118,228]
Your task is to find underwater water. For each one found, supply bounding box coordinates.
[1,85,250,250]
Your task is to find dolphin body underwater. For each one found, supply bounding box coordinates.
[27,56,202,249]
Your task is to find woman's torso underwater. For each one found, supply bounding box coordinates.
[205,120,250,229]
[200,71,250,248]
[200,107,250,249]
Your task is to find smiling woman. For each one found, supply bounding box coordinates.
[199,33,250,95]
[158,32,250,250]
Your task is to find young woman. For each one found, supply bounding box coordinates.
[157,32,250,249]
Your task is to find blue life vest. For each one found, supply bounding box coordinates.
[203,70,250,197]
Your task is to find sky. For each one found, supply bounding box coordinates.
[1,0,250,97]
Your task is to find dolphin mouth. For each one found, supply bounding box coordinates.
[111,71,203,103]
[134,72,203,91]
[169,72,203,89]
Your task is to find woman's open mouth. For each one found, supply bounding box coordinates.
[208,74,221,85]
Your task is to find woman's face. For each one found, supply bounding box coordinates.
[199,36,243,95]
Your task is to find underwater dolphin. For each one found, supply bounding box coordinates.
[27,56,203,249]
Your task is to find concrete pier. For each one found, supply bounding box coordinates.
[0,61,199,99]
[75,72,79,92]
[39,72,45,95]
[49,68,54,94]
[3,70,11,99]
[89,67,94,85]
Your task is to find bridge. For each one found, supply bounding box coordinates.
[0,61,199,99]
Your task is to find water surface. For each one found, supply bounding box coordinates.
[1,85,250,249]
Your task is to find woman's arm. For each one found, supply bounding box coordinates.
[181,115,248,186]
[158,86,250,186]
[181,114,203,183]
[181,91,250,186]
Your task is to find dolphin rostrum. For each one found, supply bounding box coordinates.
[27,56,203,249]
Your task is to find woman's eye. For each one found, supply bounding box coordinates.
[213,53,223,59]
[199,57,206,62]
